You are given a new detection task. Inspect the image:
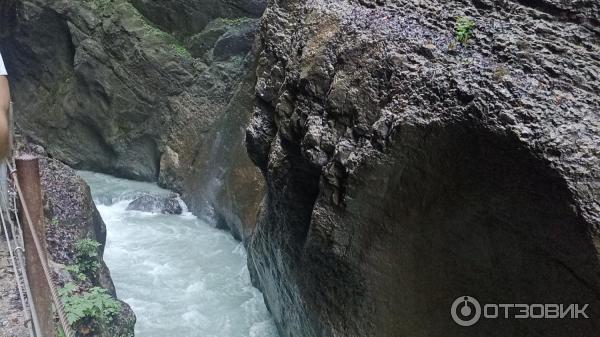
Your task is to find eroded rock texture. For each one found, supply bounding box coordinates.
[246,1,600,337]
[0,0,266,237]
[38,151,136,337]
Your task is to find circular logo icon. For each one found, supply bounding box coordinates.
[451,296,481,326]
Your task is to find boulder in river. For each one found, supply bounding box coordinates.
[127,193,183,215]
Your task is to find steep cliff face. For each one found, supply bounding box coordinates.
[184,53,265,241]
[0,0,266,236]
[246,1,600,337]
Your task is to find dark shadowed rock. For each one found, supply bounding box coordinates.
[126,192,183,215]
[245,1,600,337]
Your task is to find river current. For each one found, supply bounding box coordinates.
[79,171,279,337]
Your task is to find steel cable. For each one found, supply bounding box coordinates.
[0,200,36,337]
[7,160,76,337]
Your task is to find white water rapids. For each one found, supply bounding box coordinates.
[78,171,279,337]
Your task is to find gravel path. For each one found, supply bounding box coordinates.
[0,235,29,337]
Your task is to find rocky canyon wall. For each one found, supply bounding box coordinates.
[245,1,600,337]
[0,0,266,236]
[3,1,600,337]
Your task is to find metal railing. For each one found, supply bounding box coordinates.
[0,102,75,337]
[1,158,76,337]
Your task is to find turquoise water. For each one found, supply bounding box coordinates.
[79,171,278,337]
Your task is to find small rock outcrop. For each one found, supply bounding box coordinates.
[40,155,136,337]
[245,1,600,337]
[126,192,182,214]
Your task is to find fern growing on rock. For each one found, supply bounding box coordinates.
[455,16,475,44]
[66,239,101,281]
[59,282,121,333]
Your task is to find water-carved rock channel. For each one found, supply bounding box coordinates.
[79,171,279,337]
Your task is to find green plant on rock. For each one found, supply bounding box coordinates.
[494,66,509,79]
[65,264,87,282]
[142,20,173,41]
[67,239,101,280]
[59,282,121,331]
[136,15,191,58]
[171,44,192,58]
[455,16,475,45]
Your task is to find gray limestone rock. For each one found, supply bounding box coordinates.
[126,192,183,215]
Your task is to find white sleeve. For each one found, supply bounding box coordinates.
[0,53,7,76]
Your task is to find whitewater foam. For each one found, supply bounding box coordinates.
[78,171,279,337]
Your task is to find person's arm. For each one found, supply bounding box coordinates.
[0,75,10,159]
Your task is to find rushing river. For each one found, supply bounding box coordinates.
[78,171,279,337]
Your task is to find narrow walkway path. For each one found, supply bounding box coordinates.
[0,236,28,337]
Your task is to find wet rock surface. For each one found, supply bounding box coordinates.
[0,0,266,244]
[245,1,600,337]
[184,50,265,242]
[126,192,183,214]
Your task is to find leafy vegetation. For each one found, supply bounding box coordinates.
[59,282,121,331]
[66,239,101,280]
[171,44,192,58]
[85,0,192,59]
[61,240,124,333]
[136,12,192,58]
[141,19,173,41]
[65,264,87,282]
[455,16,475,44]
